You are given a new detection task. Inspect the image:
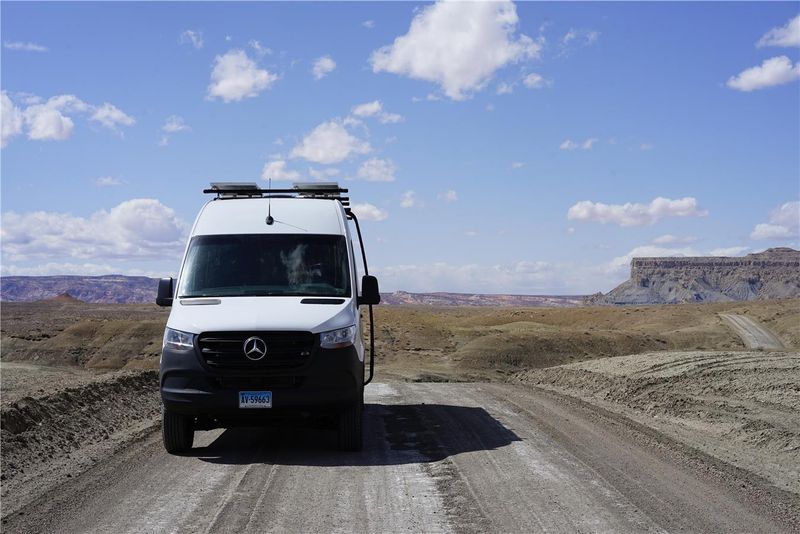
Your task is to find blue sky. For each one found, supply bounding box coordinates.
[2,1,799,294]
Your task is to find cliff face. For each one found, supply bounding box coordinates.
[595,248,800,305]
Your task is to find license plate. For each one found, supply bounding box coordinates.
[239,391,272,409]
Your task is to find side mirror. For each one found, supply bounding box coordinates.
[156,277,174,307]
[358,275,380,306]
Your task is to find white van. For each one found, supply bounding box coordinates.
[156,183,380,453]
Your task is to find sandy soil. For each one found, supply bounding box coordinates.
[1,363,98,407]
[4,382,797,533]
[512,350,800,496]
[0,366,160,515]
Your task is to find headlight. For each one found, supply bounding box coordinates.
[163,327,194,351]
[320,325,356,349]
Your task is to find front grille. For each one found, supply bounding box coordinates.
[198,331,315,371]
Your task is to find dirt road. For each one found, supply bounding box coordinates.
[4,382,796,534]
[719,313,786,349]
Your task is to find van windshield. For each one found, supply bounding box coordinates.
[178,234,351,298]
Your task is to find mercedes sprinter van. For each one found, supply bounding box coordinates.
[156,182,379,453]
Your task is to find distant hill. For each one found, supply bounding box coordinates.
[48,292,85,303]
[1,275,585,307]
[380,291,584,307]
[591,248,800,305]
[1,275,160,304]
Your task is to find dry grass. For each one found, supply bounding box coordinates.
[1,302,167,370]
[2,299,798,380]
[370,299,800,381]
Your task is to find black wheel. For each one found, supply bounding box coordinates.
[338,398,363,452]
[163,408,194,454]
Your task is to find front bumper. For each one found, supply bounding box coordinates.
[160,340,363,419]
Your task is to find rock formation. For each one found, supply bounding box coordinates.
[593,248,800,305]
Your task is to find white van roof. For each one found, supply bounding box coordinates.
[192,197,346,236]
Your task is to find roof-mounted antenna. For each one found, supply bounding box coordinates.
[266,177,274,226]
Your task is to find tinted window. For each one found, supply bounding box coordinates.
[179,234,351,298]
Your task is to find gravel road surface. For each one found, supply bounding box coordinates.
[3,382,796,533]
[719,313,786,349]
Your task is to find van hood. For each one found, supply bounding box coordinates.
[166,296,354,334]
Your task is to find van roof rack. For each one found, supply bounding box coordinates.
[204,182,349,206]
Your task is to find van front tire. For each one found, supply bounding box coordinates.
[163,408,194,454]
[338,400,363,452]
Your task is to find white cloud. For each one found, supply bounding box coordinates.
[8,94,133,143]
[1,92,24,147]
[757,15,800,48]
[400,190,417,208]
[560,139,579,150]
[560,137,597,150]
[439,189,458,203]
[357,157,396,182]
[90,103,136,132]
[312,55,337,80]
[162,115,190,133]
[13,92,42,105]
[179,30,203,49]
[522,72,550,89]
[290,121,371,164]
[248,39,272,56]
[370,0,540,100]
[0,262,163,277]
[726,55,800,92]
[350,203,388,221]
[352,100,383,117]
[750,201,800,240]
[362,20,376,29]
[207,49,279,102]
[4,41,47,52]
[261,158,301,182]
[568,197,708,226]
[709,246,750,256]
[4,94,130,143]
[511,161,525,169]
[95,176,126,187]
[750,224,794,240]
[496,82,515,95]
[652,234,698,245]
[23,104,74,141]
[374,260,572,294]
[159,115,190,146]
[308,167,340,181]
[1,199,187,262]
[351,100,404,124]
[559,28,599,55]
[464,230,479,237]
[640,143,655,151]
[342,116,363,128]
[44,94,90,114]
[379,112,404,124]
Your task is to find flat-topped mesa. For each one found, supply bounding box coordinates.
[595,248,800,305]
[631,248,800,276]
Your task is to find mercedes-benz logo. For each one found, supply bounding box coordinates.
[243,336,267,361]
